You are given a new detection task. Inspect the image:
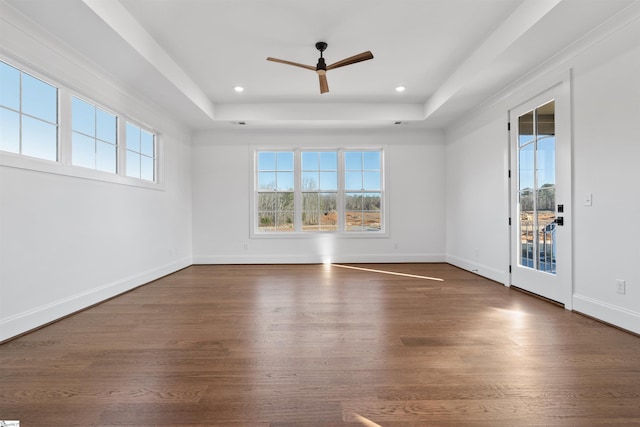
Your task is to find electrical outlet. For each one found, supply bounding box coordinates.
[616,279,626,295]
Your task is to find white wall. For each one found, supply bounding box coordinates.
[192,129,446,264]
[446,115,509,284]
[445,14,640,334]
[0,4,193,341]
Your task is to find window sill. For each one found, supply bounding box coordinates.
[0,151,163,191]
[250,230,389,239]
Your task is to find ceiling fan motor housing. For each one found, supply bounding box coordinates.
[315,41,328,52]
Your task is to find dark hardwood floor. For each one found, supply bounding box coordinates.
[1,263,639,426]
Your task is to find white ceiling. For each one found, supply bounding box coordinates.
[5,0,638,130]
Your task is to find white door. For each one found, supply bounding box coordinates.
[510,84,572,307]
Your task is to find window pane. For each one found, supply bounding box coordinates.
[22,116,57,161]
[140,155,154,181]
[276,211,294,231]
[363,171,380,190]
[301,151,318,170]
[319,193,337,212]
[0,108,20,153]
[345,192,362,211]
[345,211,363,231]
[258,152,275,171]
[302,210,320,230]
[320,152,337,170]
[0,61,20,110]
[258,212,275,231]
[72,97,95,136]
[96,141,116,173]
[302,171,318,190]
[345,171,362,190]
[72,132,95,169]
[258,172,276,190]
[258,193,276,211]
[302,192,319,211]
[363,210,381,231]
[276,171,294,191]
[126,122,141,152]
[22,73,57,123]
[345,151,361,170]
[519,143,534,191]
[277,151,293,170]
[319,171,337,190]
[519,110,534,146]
[277,192,294,211]
[364,193,381,210]
[537,101,555,137]
[363,151,380,170]
[141,129,154,157]
[537,136,555,188]
[96,108,116,144]
[126,150,140,178]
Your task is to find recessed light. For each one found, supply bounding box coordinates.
[234,86,244,92]
[395,86,406,92]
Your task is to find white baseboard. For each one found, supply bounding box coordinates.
[572,294,640,335]
[192,253,447,265]
[446,255,509,285]
[0,257,192,342]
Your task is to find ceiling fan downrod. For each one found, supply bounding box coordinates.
[315,42,327,75]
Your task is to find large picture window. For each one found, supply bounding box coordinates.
[254,148,384,234]
[0,60,58,161]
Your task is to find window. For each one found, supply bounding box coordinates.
[302,151,338,231]
[257,151,294,232]
[72,96,117,173]
[0,57,161,188]
[254,148,384,234]
[0,60,58,161]
[344,151,382,232]
[126,122,156,181]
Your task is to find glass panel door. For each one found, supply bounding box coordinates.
[518,101,556,274]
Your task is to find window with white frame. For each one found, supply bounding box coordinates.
[72,96,117,173]
[125,121,156,182]
[344,150,382,232]
[301,151,338,231]
[0,57,160,187]
[0,60,58,161]
[257,151,295,232]
[254,148,384,234]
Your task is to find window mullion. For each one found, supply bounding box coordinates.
[58,90,72,166]
[117,117,126,176]
[337,149,345,232]
[294,149,301,232]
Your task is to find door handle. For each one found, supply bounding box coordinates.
[554,217,564,226]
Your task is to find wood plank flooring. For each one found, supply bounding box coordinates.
[1,263,640,426]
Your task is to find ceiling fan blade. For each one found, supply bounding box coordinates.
[326,51,374,71]
[266,57,316,71]
[319,74,329,94]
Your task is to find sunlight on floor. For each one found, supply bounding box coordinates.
[351,413,383,427]
[489,306,529,329]
[331,263,444,281]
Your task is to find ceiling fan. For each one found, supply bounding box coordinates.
[267,42,374,94]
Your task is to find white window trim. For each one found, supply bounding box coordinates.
[0,55,164,191]
[250,146,389,239]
